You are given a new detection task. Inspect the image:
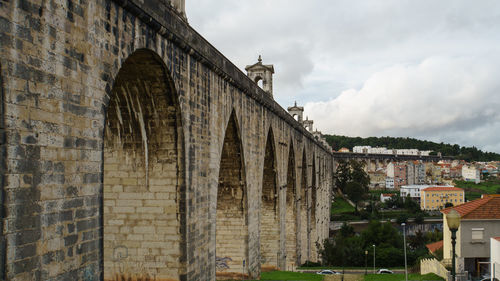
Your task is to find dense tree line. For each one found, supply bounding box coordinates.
[324,134,500,161]
[318,221,442,268]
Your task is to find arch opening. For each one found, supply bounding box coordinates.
[103,49,185,280]
[255,76,263,89]
[216,111,249,279]
[299,149,308,263]
[285,142,298,268]
[260,128,279,270]
[0,63,5,280]
[310,154,318,261]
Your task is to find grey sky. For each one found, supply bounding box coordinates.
[186,0,500,153]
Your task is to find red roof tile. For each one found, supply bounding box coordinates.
[423,186,464,192]
[441,195,500,220]
[426,240,443,253]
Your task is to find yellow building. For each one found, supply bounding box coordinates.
[420,186,465,210]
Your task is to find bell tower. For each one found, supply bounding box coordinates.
[170,0,187,21]
[245,55,275,97]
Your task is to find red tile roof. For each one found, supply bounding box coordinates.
[423,186,464,192]
[441,194,500,220]
[494,237,500,242]
[382,193,395,197]
[426,240,443,253]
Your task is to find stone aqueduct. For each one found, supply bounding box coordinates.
[0,0,333,280]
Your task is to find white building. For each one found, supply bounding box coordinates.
[400,185,432,200]
[352,146,432,156]
[380,193,395,203]
[353,146,371,153]
[491,237,500,280]
[462,165,480,184]
[385,177,395,189]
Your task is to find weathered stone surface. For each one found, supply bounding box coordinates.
[0,0,333,280]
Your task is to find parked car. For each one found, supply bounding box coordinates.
[316,270,341,275]
[377,269,394,274]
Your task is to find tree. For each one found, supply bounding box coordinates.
[414,212,425,224]
[334,160,370,193]
[349,160,370,191]
[345,182,365,213]
[334,160,352,192]
[444,202,454,208]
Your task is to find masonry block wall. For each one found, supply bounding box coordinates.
[0,0,333,280]
[260,130,279,270]
[285,145,297,269]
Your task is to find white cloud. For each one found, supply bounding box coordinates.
[305,55,500,151]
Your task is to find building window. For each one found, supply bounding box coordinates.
[471,228,484,241]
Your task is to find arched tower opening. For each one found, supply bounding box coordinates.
[285,141,298,268]
[260,128,279,270]
[103,49,186,280]
[299,149,308,263]
[216,111,248,279]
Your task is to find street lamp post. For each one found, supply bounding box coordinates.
[446,209,461,281]
[373,244,376,274]
[365,250,368,275]
[402,223,408,281]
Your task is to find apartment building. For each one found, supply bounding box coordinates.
[421,186,465,210]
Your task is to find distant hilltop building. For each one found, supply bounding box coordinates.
[353,145,432,156]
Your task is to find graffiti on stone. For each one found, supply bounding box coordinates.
[216,256,232,271]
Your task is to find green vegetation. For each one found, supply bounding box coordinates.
[364,273,444,281]
[331,197,355,215]
[260,271,323,280]
[334,160,370,213]
[319,221,440,268]
[454,179,500,201]
[454,179,500,193]
[324,134,500,161]
[240,271,445,281]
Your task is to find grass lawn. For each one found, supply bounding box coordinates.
[245,271,444,281]
[260,271,324,280]
[364,273,444,281]
[454,179,500,201]
[331,197,355,215]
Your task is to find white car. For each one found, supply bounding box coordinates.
[316,270,341,275]
[377,269,394,274]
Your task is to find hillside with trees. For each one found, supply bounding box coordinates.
[324,134,500,161]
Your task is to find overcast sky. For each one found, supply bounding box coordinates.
[186,0,500,153]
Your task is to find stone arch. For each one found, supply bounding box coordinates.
[0,62,5,280]
[285,139,298,268]
[216,110,249,279]
[102,49,186,280]
[260,126,279,270]
[310,152,318,260]
[299,148,308,263]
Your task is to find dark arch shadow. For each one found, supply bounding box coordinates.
[299,147,308,263]
[285,139,299,267]
[0,62,5,280]
[215,109,249,279]
[101,48,186,281]
[260,126,279,270]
